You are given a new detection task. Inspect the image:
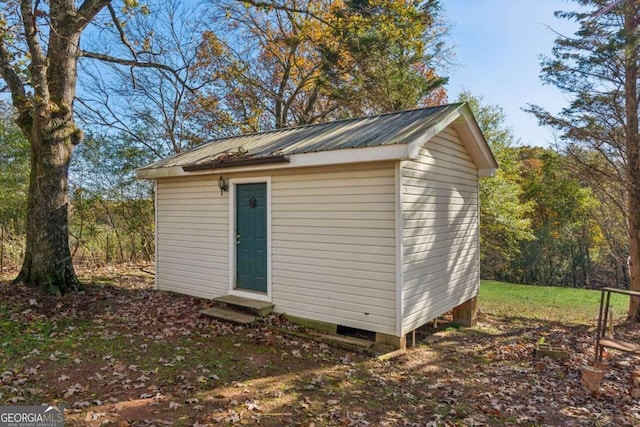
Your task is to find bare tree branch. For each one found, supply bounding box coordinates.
[74,0,110,33]
[239,0,333,27]
[75,96,165,158]
[20,0,49,101]
[79,49,192,90]
[0,40,27,111]
[107,2,138,60]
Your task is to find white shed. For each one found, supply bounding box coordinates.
[137,103,497,348]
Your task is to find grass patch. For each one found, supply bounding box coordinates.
[479,280,629,325]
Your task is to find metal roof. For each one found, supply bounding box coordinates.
[139,103,464,171]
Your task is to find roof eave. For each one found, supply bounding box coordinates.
[136,143,411,180]
[478,168,498,177]
[406,104,463,159]
[405,102,498,172]
[456,103,499,172]
[182,155,290,171]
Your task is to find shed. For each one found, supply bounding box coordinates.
[137,102,497,348]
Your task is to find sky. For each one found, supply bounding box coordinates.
[443,0,582,148]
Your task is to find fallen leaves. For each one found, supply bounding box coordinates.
[63,383,83,398]
[244,399,261,411]
[2,268,640,426]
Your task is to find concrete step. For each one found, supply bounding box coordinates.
[213,295,274,317]
[200,307,257,324]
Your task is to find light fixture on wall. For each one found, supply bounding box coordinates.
[218,176,228,195]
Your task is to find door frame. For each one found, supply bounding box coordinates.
[228,176,272,302]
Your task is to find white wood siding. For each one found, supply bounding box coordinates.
[156,177,229,299]
[401,127,479,334]
[271,163,397,335]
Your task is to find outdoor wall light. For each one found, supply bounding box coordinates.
[218,176,228,195]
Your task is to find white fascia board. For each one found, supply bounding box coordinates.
[458,104,499,171]
[404,103,499,173]
[406,108,463,159]
[135,144,410,179]
[479,168,498,178]
[136,167,185,179]
[288,144,409,168]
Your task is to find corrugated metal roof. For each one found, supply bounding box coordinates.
[139,103,464,171]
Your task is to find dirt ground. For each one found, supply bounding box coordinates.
[1,265,639,426]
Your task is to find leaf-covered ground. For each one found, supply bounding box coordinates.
[1,266,639,426]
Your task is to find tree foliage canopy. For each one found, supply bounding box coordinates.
[460,92,534,278]
[516,147,602,287]
[189,0,450,132]
[0,103,29,235]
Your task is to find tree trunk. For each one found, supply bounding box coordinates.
[629,206,640,321]
[628,170,640,320]
[13,125,80,296]
[624,2,640,321]
[11,1,85,295]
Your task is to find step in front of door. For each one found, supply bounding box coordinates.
[213,295,274,317]
[200,306,257,324]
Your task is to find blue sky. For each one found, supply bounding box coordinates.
[443,0,582,147]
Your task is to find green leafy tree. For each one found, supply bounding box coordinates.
[191,0,449,132]
[325,0,449,114]
[0,103,29,235]
[0,103,30,271]
[70,133,155,264]
[516,148,602,287]
[566,147,629,287]
[529,0,640,319]
[458,92,533,280]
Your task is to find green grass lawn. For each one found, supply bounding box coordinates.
[479,280,630,325]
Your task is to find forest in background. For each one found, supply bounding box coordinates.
[0,0,634,290]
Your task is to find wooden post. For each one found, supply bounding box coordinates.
[631,370,640,398]
[582,365,604,393]
[452,296,478,327]
[375,332,407,350]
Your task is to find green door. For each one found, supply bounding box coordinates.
[236,183,268,293]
